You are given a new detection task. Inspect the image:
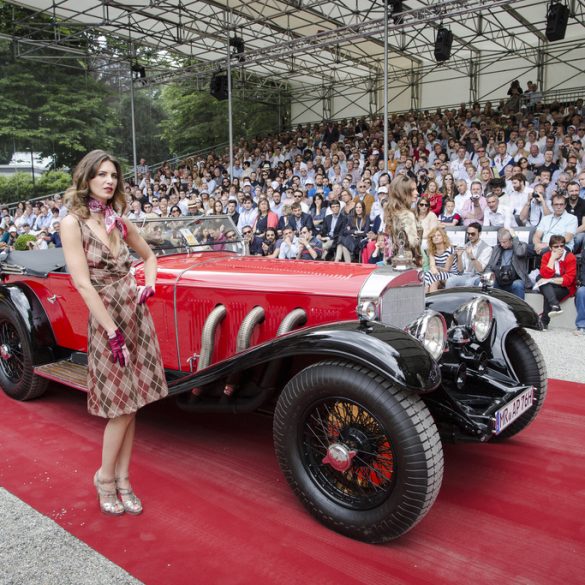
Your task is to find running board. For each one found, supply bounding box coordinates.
[34,360,88,391]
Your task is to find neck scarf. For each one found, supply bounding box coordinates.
[88,197,127,239]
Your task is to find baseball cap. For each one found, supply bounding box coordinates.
[9,226,17,233]
[377,186,388,194]
[305,178,315,184]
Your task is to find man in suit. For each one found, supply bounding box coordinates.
[318,199,347,260]
[285,202,315,236]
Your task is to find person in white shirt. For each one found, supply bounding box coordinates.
[237,196,258,232]
[445,222,493,288]
[519,183,551,227]
[484,193,517,228]
[492,142,513,177]
[450,146,468,181]
[453,180,471,215]
[527,144,545,168]
[501,173,533,215]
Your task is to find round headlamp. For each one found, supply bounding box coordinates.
[358,300,378,321]
[454,297,493,343]
[406,310,447,361]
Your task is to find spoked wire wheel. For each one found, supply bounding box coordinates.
[0,319,25,384]
[274,360,444,543]
[301,397,396,510]
[0,303,47,401]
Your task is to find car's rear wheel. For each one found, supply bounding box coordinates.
[495,327,547,440]
[0,303,48,401]
[273,360,444,543]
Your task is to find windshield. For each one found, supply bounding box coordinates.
[131,215,244,256]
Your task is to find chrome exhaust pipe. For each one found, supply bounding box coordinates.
[225,306,265,396]
[276,308,307,336]
[192,304,226,395]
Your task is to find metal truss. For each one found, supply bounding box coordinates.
[4,0,585,112]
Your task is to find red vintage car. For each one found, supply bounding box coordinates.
[0,216,546,543]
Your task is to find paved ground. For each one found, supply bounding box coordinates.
[1,328,583,585]
[0,489,141,585]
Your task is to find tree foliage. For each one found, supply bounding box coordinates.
[0,40,120,169]
[0,170,71,203]
[160,80,285,156]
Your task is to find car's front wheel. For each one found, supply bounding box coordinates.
[0,302,48,401]
[273,360,444,543]
[494,327,548,440]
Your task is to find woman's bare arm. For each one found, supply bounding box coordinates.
[60,215,119,336]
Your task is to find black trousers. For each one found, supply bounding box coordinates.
[539,282,569,325]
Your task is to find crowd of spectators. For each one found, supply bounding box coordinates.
[2,81,585,332]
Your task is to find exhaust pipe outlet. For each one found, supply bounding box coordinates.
[276,308,307,336]
[236,306,265,353]
[192,304,226,395]
[224,306,265,396]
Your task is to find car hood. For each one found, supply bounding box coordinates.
[153,252,378,297]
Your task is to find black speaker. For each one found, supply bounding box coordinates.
[434,27,453,62]
[210,74,229,100]
[546,2,569,42]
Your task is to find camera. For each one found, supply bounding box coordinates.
[532,192,541,199]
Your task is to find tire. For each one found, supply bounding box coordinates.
[0,302,48,401]
[494,327,547,440]
[273,360,444,543]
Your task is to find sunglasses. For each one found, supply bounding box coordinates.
[242,230,252,235]
[418,203,429,207]
[551,244,564,248]
[466,232,478,236]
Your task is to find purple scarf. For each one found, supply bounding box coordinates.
[88,197,128,239]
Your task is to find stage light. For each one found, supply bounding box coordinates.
[546,1,569,42]
[131,63,146,79]
[229,36,245,63]
[434,27,453,62]
[210,72,229,100]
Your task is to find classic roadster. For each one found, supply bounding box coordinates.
[0,216,546,543]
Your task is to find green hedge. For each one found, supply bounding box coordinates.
[0,170,71,204]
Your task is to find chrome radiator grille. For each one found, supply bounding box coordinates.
[379,285,425,330]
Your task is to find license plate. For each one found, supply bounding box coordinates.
[494,387,534,434]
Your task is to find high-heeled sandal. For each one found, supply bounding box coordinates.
[93,471,124,516]
[115,477,143,515]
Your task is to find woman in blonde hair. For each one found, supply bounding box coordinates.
[423,226,456,292]
[61,150,168,517]
[384,174,423,266]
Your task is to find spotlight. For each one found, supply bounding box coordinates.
[387,1,404,24]
[229,36,245,63]
[210,72,229,100]
[131,63,146,79]
[434,27,453,62]
[546,1,569,42]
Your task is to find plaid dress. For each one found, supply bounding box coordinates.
[79,220,168,418]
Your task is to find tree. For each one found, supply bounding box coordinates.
[159,78,286,156]
[116,89,170,167]
[0,40,121,169]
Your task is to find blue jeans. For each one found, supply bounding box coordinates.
[492,279,525,300]
[445,274,481,288]
[573,233,585,255]
[576,286,585,329]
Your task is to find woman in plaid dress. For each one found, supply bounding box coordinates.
[61,150,168,517]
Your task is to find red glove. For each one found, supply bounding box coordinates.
[108,329,127,366]
[137,285,155,305]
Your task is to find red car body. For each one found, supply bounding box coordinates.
[0,217,546,544]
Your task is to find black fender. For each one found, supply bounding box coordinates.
[169,320,441,397]
[0,283,57,365]
[425,287,541,366]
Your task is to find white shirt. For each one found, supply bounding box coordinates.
[483,204,517,228]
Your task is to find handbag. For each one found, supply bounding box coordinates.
[495,264,517,286]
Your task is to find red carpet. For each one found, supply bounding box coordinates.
[1,379,584,585]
